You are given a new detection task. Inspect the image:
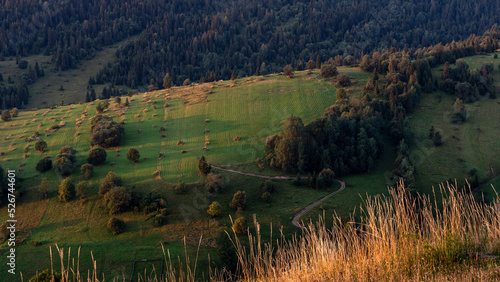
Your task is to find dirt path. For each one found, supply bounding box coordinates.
[211,165,346,229]
[291,179,345,229]
[211,165,299,180]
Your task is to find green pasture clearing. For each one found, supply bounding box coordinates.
[411,54,500,195]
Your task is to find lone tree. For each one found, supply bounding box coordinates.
[103,187,131,215]
[163,73,173,89]
[207,201,222,217]
[232,217,248,235]
[433,131,443,146]
[316,168,335,189]
[95,100,109,113]
[36,157,52,173]
[316,55,322,69]
[306,60,315,70]
[197,156,211,175]
[10,107,19,117]
[320,64,338,78]
[80,164,94,179]
[283,64,294,78]
[87,146,107,165]
[336,88,347,102]
[229,190,248,211]
[1,110,11,122]
[38,178,50,199]
[127,147,140,162]
[90,115,124,148]
[452,98,467,123]
[336,73,351,87]
[53,146,76,176]
[107,218,125,235]
[76,181,86,199]
[35,139,47,152]
[58,178,75,202]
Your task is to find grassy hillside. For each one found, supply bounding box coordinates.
[410,53,500,197]
[1,69,397,280]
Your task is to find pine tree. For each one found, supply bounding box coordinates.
[316,55,321,69]
[163,73,173,89]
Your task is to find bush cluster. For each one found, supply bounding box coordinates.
[90,115,124,148]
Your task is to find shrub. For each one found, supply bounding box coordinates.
[283,64,294,78]
[95,100,109,113]
[205,173,226,193]
[174,181,187,194]
[80,164,94,179]
[127,147,140,162]
[53,154,74,176]
[197,156,211,175]
[87,146,107,165]
[99,180,115,196]
[29,269,62,282]
[58,145,76,157]
[107,218,125,235]
[229,190,248,211]
[306,60,315,70]
[36,158,52,173]
[103,187,131,214]
[320,63,338,78]
[76,181,86,199]
[207,201,222,217]
[232,217,248,235]
[35,139,47,152]
[336,73,351,87]
[38,178,49,199]
[316,168,335,189]
[90,115,124,148]
[105,171,122,186]
[183,78,191,86]
[58,178,75,202]
[261,191,271,203]
[2,110,12,122]
[152,214,168,226]
[10,107,19,117]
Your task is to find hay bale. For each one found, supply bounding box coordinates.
[158,153,165,160]
[152,170,161,179]
[134,114,140,118]
[31,119,37,122]
[204,119,210,125]
[177,140,184,146]
[152,114,157,117]
[181,150,187,154]
[74,132,80,137]
[45,134,50,137]
[143,109,148,113]
[205,139,211,146]
[203,129,210,134]
[233,136,241,141]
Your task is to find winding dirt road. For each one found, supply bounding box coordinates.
[211,165,346,229]
[291,179,345,229]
